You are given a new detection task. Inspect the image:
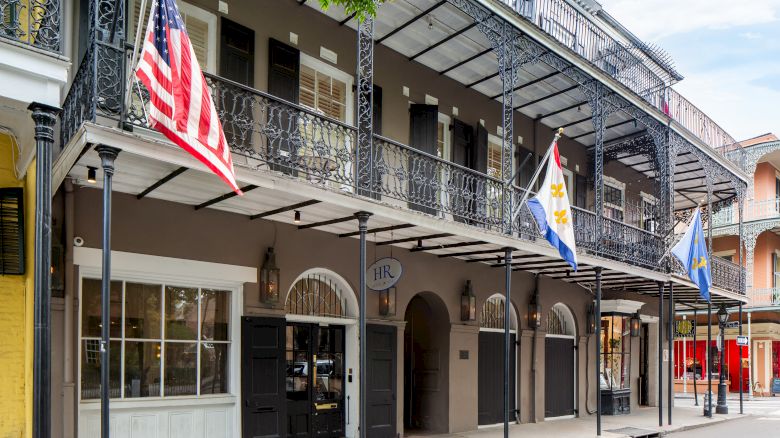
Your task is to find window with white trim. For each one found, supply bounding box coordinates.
[79,278,231,400]
[299,55,353,123]
[128,0,216,73]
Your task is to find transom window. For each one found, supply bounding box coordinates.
[546,303,575,336]
[480,295,516,330]
[80,278,231,400]
[285,274,347,318]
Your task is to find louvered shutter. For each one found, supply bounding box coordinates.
[128,0,212,72]
[0,188,24,275]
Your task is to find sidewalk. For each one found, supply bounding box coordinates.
[407,405,743,437]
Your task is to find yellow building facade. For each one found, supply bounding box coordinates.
[0,132,36,438]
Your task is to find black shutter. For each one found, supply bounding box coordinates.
[473,124,488,173]
[268,38,299,103]
[0,188,24,275]
[452,119,473,223]
[408,104,438,214]
[267,38,300,174]
[220,19,255,151]
[575,174,588,209]
[516,147,534,188]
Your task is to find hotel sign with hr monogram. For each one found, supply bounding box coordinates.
[367,257,402,291]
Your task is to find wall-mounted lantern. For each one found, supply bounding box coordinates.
[528,292,541,329]
[379,286,396,317]
[630,312,641,337]
[260,247,280,304]
[461,280,476,321]
[586,303,596,334]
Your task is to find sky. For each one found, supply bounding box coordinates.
[599,0,780,142]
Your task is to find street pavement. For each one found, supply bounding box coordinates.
[670,396,780,437]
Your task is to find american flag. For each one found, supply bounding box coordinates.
[135,0,241,194]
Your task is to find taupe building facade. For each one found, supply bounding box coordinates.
[9,0,752,437]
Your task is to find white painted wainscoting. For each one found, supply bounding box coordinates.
[78,396,237,438]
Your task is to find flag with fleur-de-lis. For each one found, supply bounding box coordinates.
[527,138,578,271]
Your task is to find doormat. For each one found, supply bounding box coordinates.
[604,427,660,438]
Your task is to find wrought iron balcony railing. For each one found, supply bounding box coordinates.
[711,198,780,228]
[0,0,61,53]
[61,49,670,273]
[671,255,745,296]
[498,0,741,160]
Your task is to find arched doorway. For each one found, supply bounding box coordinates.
[544,303,577,419]
[284,269,358,438]
[404,292,450,434]
[477,294,518,426]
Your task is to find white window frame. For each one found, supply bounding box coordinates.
[562,167,574,204]
[299,52,354,124]
[75,248,249,408]
[127,0,217,74]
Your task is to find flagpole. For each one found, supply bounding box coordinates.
[657,203,705,265]
[511,128,563,223]
[124,0,149,114]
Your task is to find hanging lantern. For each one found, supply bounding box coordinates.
[260,247,280,304]
[461,280,476,321]
[630,312,641,337]
[379,287,396,317]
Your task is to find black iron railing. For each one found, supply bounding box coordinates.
[0,0,61,53]
[499,0,741,160]
[671,255,745,296]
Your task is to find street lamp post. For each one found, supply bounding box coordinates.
[716,304,729,414]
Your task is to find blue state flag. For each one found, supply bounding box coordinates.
[671,208,711,301]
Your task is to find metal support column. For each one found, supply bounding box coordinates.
[30,102,60,438]
[668,282,673,425]
[497,23,518,234]
[504,248,513,438]
[356,13,374,195]
[356,211,371,438]
[595,267,602,437]
[693,308,698,406]
[706,301,712,418]
[739,303,744,414]
[658,281,664,426]
[591,84,605,251]
[97,145,120,438]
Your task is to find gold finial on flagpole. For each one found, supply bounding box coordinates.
[557,127,564,136]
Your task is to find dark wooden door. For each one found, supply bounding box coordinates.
[242,317,286,438]
[408,104,438,215]
[544,337,575,418]
[219,18,255,151]
[478,331,516,425]
[286,323,345,438]
[367,325,397,438]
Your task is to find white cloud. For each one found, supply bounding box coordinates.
[599,0,780,40]
[673,62,780,141]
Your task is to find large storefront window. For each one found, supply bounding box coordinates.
[80,278,231,400]
[600,314,631,390]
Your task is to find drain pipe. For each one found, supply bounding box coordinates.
[530,274,539,422]
[63,180,75,438]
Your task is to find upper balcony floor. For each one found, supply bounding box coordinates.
[54,0,747,301]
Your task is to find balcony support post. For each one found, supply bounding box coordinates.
[658,281,664,426]
[356,12,375,196]
[497,22,519,234]
[668,281,674,425]
[30,102,61,438]
[589,84,606,250]
[355,211,372,438]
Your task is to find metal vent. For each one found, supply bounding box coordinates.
[0,188,24,275]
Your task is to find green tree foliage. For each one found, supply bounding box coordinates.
[318,0,386,22]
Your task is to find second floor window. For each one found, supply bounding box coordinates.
[299,63,348,122]
[604,179,625,222]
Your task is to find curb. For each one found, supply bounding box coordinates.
[657,414,752,436]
